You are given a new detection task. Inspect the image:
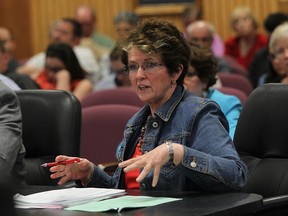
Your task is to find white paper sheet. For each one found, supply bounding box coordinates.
[14,187,126,209]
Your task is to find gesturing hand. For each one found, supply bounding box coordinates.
[118,143,183,187]
[49,155,94,186]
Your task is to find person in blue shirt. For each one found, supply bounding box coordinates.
[50,19,247,192]
[184,43,242,140]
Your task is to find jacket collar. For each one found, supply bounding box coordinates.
[127,85,185,127]
[154,85,184,122]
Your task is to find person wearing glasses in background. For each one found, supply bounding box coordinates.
[186,20,232,74]
[94,11,141,82]
[50,19,247,192]
[248,12,288,88]
[184,44,242,140]
[94,46,130,91]
[114,11,140,43]
[35,42,92,102]
[261,22,288,85]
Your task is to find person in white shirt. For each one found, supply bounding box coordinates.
[18,18,101,85]
[0,74,20,90]
[0,41,21,90]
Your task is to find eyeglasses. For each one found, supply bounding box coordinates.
[186,71,198,77]
[44,65,65,73]
[125,61,163,74]
[190,37,212,44]
[269,46,288,61]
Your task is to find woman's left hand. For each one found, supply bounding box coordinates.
[118,143,183,187]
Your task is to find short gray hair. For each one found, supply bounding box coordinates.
[114,11,139,26]
[269,22,288,50]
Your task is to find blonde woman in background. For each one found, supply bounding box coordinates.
[224,6,268,69]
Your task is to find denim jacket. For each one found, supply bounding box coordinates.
[87,86,248,192]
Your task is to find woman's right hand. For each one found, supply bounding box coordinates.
[49,155,94,186]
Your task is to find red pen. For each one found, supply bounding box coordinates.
[41,158,81,167]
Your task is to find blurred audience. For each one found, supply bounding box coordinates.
[96,11,140,81]
[35,42,92,101]
[186,20,231,73]
[0,74,20,91]
[263,22,288,84]
[75,5,115,50]
[182,5,224,57]
[94,46,130,91]
[0,27,19,72]
[18,18,101,85]
[249,12,288,88]
[114,11,140,43]
[0,41,20,90]
[224,6,268,69]
[184,44,241,139]
[0,41,38,90]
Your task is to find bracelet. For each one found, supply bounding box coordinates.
[166,140,174,164]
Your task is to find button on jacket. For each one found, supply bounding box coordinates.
[87,86,248,192]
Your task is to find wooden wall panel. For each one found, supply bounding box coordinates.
[0,0,32,59]
[29,0,136,55]
[0,0,281,59]
[202,0,279,42]
[135,3,196,33]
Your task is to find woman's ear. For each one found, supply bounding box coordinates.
[173,64,184,80]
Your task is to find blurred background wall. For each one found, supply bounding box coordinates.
[0,0,285,60]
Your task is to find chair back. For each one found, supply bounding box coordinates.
[234,83,288,198]
[81,87,144,108]
[81,104,140,166]
[222,55,248,77]
[217,86,247,105]
[16,90,81,185]
[218,73,253,96]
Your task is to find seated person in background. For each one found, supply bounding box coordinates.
[95,11,141,80]
[182,6,224,57]
[96,11,139,81]
[249,12,288,88]
[35,42,92,102]
[94,46,130,91]
[50,19,247,192]
[264,22,288,84]
[184,44,242,140]
[76,5,116,50]
[18,18,101,85]
[75,5,112,79]
[224,6,268,69]
[0,74,21,91]
[0,80,26,184]
[0,41,38,90]
[114,11,140,43]
[0,27,19,72]
[186,20,231,73]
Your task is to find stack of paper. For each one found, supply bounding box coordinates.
[14,187,126,209]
